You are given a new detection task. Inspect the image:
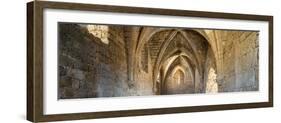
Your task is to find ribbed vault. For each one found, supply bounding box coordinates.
[135,27,217,94]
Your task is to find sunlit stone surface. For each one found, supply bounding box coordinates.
[87,25,109,44]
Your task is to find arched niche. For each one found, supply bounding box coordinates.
[161,56,195,95]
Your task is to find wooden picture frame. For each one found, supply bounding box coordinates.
[27,1,273,122]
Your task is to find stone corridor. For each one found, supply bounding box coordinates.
[58,23,259,99]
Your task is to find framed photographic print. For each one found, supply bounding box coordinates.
[27,1,273,122]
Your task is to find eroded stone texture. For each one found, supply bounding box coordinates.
[217,31,259,92]
[58,23,259,99]
[58,24,129,99]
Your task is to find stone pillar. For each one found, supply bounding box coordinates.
[125,27,140,83]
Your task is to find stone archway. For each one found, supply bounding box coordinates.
[161,56,195,94]
[134,28,218,94]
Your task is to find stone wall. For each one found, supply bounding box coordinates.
[235,32,259,91]
[218,31,259,92]
[58,24,130,99]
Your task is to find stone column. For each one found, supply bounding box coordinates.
[125,27,140,84]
